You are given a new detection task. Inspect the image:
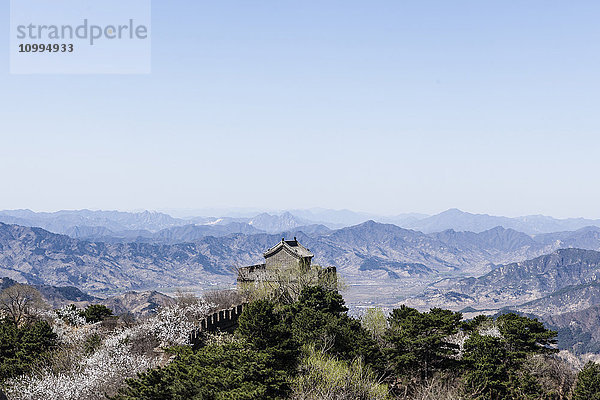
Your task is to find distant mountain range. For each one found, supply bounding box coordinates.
[4,209,600,313]
[100,290,175,316]
[0,209,186,233]
[0,210,330,241]
[519,280,600,316]
[3,208,600,240]
[545,305,600,354]
[5,210,600,355]
[5,216,600,295]
[402,208,600,234]
[403,247,600,354]
[0,223,234,294]
[0,277,97,306]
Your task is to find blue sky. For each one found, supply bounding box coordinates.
[1,1,599,218]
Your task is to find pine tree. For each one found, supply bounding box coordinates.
[573,362,600,400]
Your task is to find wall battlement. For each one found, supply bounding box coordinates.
[189,304,245,346]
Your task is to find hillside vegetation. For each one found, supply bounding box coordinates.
[1,283,599,400]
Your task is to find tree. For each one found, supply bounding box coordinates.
[462,333,509,399]
[0,284,45,326]
[293,285,348,315]
[236,299,299,374]
[361,307,388,344]
[283,287,383,372]
[112,343,292,400]
[0,319,57,381]
[496,313,557,362]
[573,362,600,400]
[82,304,114,323]
[384,306,462,381]
[460,313,560,400]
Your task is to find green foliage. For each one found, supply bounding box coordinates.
[510,370,544,400]
[66,288,565,399]
[573,362,600,400]
[384,305,462,381]
[283,287,384,372]
[496,313,557,362]
[236,299,299,373]
[291,346,390,400]
[294,286,348,314]
[462,333,509,399]
[112,343,292,400]
[0,319,57,381]
[460,313,560,400]
[461,315,492,333]
[82,304,114,323]
[361,307,388,342]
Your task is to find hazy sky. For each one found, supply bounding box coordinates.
[1,1,600,218]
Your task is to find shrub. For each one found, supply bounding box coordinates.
[361,307,388,343]
[291,346,390,400]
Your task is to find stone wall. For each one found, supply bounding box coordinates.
[189,304,245,347]
[265,247,301,269]
[237,263,270,283]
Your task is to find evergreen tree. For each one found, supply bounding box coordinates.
[236,299,299,373]
[113,343,291,400]
[462,333,509,399]
[0,319,57,381]
[82,304,114,323]
[283,286,383,371]
[573,362,600,400]
[496,313,557,362]
[460,313,559,400]
[384,306,462,380]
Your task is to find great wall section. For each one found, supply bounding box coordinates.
[189,303,246,346]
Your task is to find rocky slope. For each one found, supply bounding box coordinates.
[1,277,97,307]
[0,223,231,294]
[518,281,600,316]
[1,277,174,315]
[544,305,600,354]
[412,249,600,309]
[99,291,175,316]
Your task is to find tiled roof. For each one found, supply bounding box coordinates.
[263,238,314,259]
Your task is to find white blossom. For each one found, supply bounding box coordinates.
[4,299,214,400]
[55,305,87,327]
